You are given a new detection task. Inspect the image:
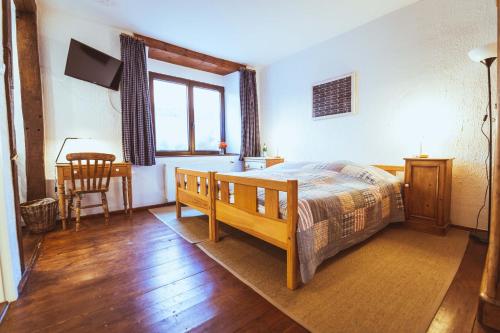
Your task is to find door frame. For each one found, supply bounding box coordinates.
[3,0,25,274]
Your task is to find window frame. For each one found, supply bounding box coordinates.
[149,72,226,156]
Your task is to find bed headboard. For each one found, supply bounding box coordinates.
[372,165,405,176]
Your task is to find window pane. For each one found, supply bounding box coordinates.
[153,80,189,151]
[193,87,221,151]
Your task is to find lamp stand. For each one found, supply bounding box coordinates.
[54,137,81,193]
[470,57,496,244]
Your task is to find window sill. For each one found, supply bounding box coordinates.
[155,153,239,157]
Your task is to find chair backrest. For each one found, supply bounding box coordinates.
[66,152,116,192]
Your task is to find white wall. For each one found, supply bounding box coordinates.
[38,6,242,214]
[260,0,496,230]
[12,7,26,206]
[39,6,125,173]
[0,0,23,302]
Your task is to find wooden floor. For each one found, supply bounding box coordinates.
[21,227,42,268]
[0,210,490,333]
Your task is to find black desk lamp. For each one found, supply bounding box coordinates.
[54,137,88,193]
[55,137,82,164]
[469,43,497,243]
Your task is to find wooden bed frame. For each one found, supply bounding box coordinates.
[175,168,217,238]
[175,165,404,290]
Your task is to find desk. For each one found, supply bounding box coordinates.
[56,162,132,230]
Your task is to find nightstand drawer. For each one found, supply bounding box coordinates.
[243,157,284,171]
[62,164,129,178]
[244,160,266,170]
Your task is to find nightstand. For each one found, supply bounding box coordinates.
[403,158,453,235]
[243,157,284,171]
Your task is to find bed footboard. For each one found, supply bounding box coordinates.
[213,174,299,290]
[175,168,216,236]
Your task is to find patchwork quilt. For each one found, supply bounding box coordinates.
[223,161,405,283]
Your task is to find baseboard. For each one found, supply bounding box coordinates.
[58,202,175,222]
[450,224,480,233]
[0,302,9,325]
[17,235,44,295]
[84,202,174,219]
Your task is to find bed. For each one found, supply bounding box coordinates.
[175,168,217,238]
[176,162,405,289]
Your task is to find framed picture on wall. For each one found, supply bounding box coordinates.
[312,72,357,120]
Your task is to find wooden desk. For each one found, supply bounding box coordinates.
[56,162,132,230]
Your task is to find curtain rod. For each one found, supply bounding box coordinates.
[120,33,141,41]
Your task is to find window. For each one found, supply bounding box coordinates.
[149,72,225,155]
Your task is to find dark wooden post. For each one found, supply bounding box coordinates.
[14,0,46,200]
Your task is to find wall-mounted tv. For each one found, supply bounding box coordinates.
[64,39,123,91]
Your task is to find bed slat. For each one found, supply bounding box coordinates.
[187,175,198,192]
[200,177,207,196]
[265,189,279,219]
[220,181,230,202]
[234,184,257,213]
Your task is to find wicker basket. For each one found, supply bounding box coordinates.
[20,198,58,233]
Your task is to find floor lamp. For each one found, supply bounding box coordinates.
[469,42,497,243]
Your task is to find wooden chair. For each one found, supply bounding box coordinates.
[66,153,116,231]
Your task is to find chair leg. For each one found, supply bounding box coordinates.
[67,196,73,223]
[75,195,82,232]
[101,192,110,224]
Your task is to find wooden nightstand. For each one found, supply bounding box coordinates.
[243,157,284,171]
[403,158,453,235]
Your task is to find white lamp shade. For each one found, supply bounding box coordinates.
[469,42,497,62]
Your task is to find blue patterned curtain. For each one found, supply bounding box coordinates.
[120,34,155,166]
[239,69,261,160]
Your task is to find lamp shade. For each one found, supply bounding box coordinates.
[468,43,497,63]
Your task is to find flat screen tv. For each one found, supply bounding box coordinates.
[64,39,123,90]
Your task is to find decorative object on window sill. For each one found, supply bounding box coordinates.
[219,141,228,155]
[418,142,428,158]
[262,143,268,157]
[312,72,357,120]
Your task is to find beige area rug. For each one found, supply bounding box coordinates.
[149,206,228,243]
[195,223,469,333]
[149,206,210,243]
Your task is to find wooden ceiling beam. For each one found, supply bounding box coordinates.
[134,33,245,76]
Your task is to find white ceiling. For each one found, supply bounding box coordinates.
[38,0,421,67]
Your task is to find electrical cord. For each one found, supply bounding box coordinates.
[108,89,121,114]
[474,105,491,231]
